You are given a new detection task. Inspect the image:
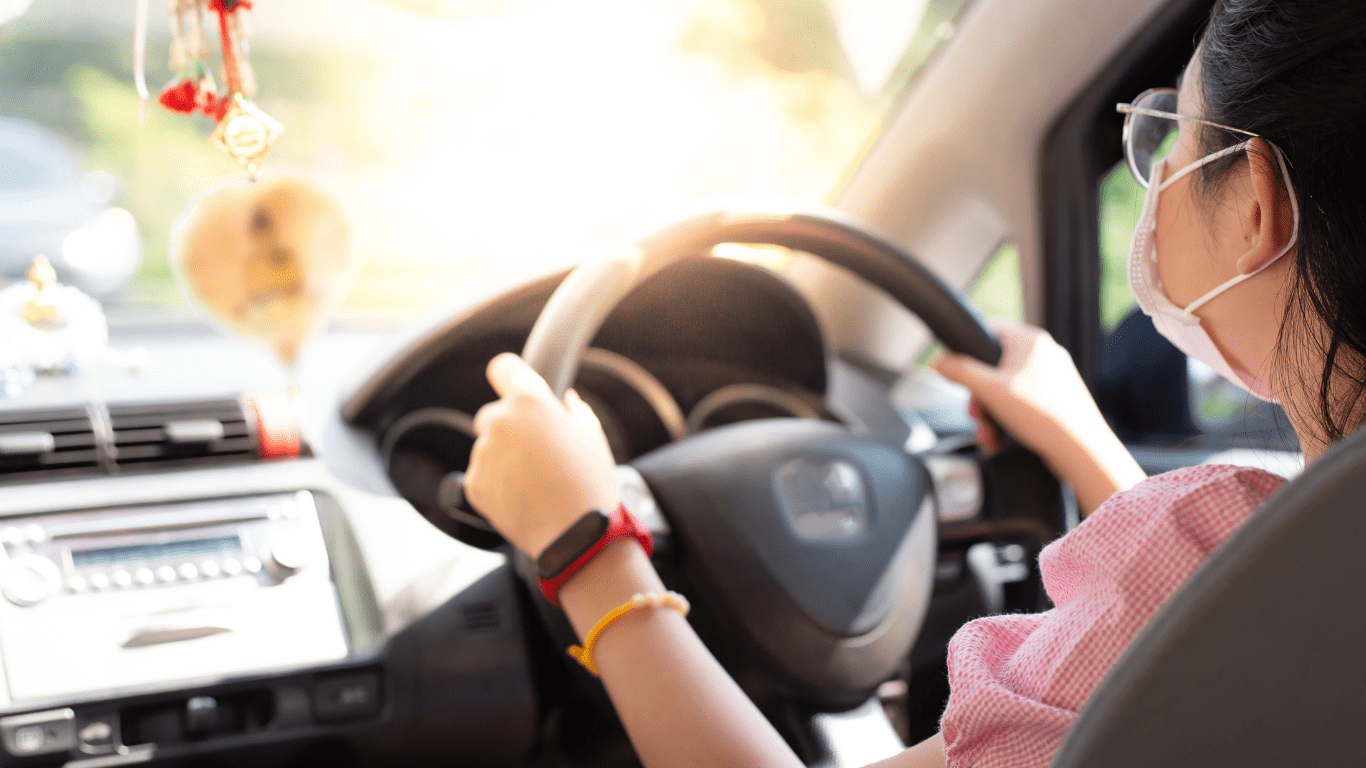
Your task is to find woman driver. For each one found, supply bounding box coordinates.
[464,1,1366,765]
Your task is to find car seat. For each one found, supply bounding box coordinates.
[1051,425,1366,766]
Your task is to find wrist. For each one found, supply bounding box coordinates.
[536,503,650,606]
[559,537,665,638]
[1048,424,1144,514]
[524,494,620,559]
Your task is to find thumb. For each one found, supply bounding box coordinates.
[565,389,604,434]
[487,352,553,400]
[931,350,1001,391]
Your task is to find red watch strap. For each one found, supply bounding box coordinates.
[538,504,653,607]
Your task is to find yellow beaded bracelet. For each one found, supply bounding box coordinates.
[568,590,691,676]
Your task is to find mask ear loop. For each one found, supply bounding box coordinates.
[1176,140,1301,316]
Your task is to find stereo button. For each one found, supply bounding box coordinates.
[243,556,262,574]
[178,563,198,580]
[1,708,75,757]
[68,576,87,592]
[222,559,242,576]
[88,573,110,590]
[314,672,381,722]
[135,568,155,585]
[267,532,309,580]
[200,561,221,578]
[112,570,133,588]
[156,566,177,583]
[3,556,61,606]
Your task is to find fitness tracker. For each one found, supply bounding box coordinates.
[536,504,653,606]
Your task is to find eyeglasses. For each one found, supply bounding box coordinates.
[1115,87,1258,188]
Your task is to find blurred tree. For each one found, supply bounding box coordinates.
[678,0,851,79]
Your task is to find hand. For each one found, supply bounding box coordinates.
[932,322,1095,459]
[932,321,1144,514]
[465,353,619,558]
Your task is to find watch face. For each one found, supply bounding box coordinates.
[537,511,611,579]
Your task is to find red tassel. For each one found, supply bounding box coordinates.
[215,4,241,95]
[207,0,252,12]
[194,77,218,116]
[157,79,198,114]
[205,92,231,121]
[210,0,253,97]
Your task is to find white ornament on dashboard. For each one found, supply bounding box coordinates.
[0,255,109,374]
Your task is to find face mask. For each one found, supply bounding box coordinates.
[1126,142,1300,403]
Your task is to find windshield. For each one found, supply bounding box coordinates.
[0,0,971,332]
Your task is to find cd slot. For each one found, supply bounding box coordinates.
[44,504,274,540]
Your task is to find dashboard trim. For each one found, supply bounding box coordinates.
[582,347,687,441]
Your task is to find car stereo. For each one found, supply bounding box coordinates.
[0,491,349,703]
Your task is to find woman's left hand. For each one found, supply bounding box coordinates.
[464,352,619,558]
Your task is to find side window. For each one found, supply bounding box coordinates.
[1095,162,1295,453]
[967,242,1024,324]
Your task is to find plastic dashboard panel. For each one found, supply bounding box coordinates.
[0,447,539,767]
[342,257,830,439]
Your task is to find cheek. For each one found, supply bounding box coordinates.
[1153,183,1210,309]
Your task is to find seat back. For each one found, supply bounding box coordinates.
[1053,428,1366,767]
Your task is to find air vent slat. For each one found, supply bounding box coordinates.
[38,449,102,466]
[109,400,258,472]
[0,419,92,435]
[110,413,246,429]
[112,428,165,444]
[0,408,100,482]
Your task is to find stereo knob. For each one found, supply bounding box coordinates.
[3,555,61,607]
[266,531,309,580]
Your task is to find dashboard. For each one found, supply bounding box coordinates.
[0,255,931,767]
[344,257,886,549]
[0,253,1036,767]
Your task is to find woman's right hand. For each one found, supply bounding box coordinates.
[932,321,1145,514]
[464,353,620,559]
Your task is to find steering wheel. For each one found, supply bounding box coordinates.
[516,202,1005,710]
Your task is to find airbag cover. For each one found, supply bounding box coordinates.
[634,419,929,637]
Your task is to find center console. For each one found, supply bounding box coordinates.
[0,491,348,705]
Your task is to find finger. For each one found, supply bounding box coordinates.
[967,397,1002,452]
[976,420,1001,455]
[463,437,486,509]
[472,400,503,436]
[486,353,553,400]
[565,389,602,431]
[932,350,1002,389]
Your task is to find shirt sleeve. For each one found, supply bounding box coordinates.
[939,464,1285,768]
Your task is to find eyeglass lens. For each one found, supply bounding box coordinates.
[1126,90,1180,187]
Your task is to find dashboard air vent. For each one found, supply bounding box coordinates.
[460,602,501,633]
[109,399,256,470]
[0,407,101,481]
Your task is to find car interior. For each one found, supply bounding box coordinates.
[0,0,1341,766]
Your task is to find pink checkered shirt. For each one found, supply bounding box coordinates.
[939,464,1286,767]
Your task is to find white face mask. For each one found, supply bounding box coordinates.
[1126,142,1300,403]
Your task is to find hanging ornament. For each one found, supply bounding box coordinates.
[142,1,351,376]
[144,0,281,177]
[170,179,355,369]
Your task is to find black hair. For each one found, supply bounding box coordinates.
[1196,0,1366,450]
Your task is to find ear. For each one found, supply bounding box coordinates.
[1235,137,1295,275]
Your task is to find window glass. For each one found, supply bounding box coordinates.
[0,0,975,328]
[967,241,1023,324]
[1098,161,1140,332]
